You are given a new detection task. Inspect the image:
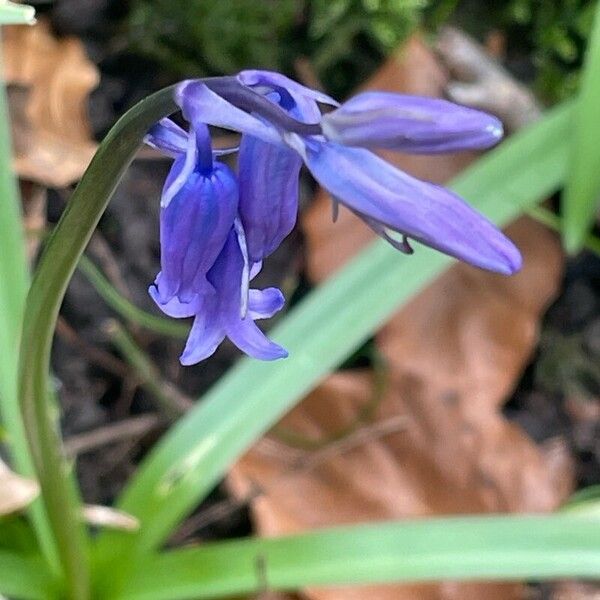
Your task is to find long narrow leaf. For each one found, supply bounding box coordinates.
[0,550,55,599]
[562,0,600,252]
[94,102,573,588]
[0,40,58,569]
[121,516,600,600]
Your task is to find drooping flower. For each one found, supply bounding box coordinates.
[150,124,238,307]
[154,226,287,365]
[147,69,523,365]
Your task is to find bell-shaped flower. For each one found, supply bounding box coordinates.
[286,135,521,274]
[156,227,287,365]
[147,120,238,310]
[235,75,335,263]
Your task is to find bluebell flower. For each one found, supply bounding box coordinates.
[153,225,287,365]
[146,69,522,365]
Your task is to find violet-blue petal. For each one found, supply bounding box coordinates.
[148,280,202,318]
[248,288,285,320]
[161,127,198,208]
[321,91,503,154]
[238,134,302,263]
[180,294,225,365]
[290,137,521,275]
[228,320,288,360]
[146,119,239,159]
[176,80,282,145]
[156,161,238,304]
[238,70,339,109]
[145,118,188,157]
[207,229,287,361]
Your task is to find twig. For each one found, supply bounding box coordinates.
[105,319,194,419]
[56,316,129,378]
[64,414,161,457]
[87,232,132,299]
[435,26,542,131]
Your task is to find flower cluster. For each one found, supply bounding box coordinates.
[146,70,522,365]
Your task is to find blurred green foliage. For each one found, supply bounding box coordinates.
[126,0,596,101]
[505,0,596,101]
[127,0,426,97]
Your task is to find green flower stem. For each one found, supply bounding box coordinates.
[18,87,176,599]
[78,255,189,339]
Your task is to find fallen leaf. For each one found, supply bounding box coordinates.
[227,35,573,600]
[550,582,600,600]
[0,458,39,516]
[2,19,98,187]
[82,504,139,531]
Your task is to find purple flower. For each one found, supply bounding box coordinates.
[148,122,238,307]
[320,91,503,153]
[147,69,523,365]
[154,226,287,365]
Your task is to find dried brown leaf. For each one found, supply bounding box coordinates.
[0,458,39,515]
[551,582,600,600]
[227,36,573,600]
[3,19,98,187]
[82,504,140,531]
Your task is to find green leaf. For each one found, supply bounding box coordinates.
[0,38,58,570]
[0,2,35,25]
[93,101,573,591]
[0,550,56,599]
[562,0,600,252]
[121,516,600,600]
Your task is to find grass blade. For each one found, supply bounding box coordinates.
[121,515,600,600]
[562,0,600,252]
[0,550,56,599]
[0,40,58,570]
[93,102,573,590]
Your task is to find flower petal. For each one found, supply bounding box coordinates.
[248,288,285,320]
[157,161,238,304]
[180,297,225,365]
[176,80,282,145]
[149,280,202,318]
[291,138,521,275]
[145,118,187,157]
[238,70,339,109]
[321,91,503,154]
[161,127,197,208]
[227,319,288,360]
[238,134,302,263]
